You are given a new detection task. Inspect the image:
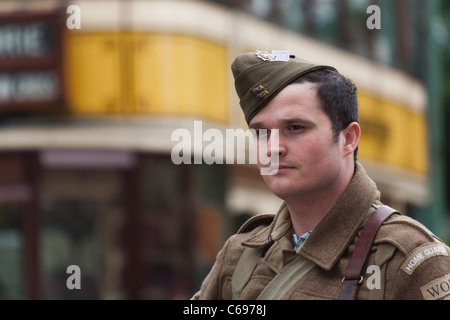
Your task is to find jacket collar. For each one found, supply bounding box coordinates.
[242,162,380,271]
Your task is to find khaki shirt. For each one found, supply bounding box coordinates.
[194,162,450,300]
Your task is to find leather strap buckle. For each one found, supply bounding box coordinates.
[341,276,363,284]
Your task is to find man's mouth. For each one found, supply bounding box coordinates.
[275,165,294,173]
[260,164,294,175]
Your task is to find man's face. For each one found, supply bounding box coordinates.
[249,82,346,201]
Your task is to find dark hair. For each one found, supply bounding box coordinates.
[292,68,359,161]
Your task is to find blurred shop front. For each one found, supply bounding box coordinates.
[0,148,228,299]
[0,2,237,299]
[0,0,432,299]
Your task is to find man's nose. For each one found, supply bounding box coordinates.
[267,130,285,157]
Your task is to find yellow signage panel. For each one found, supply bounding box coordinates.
[358,91,428,176]
[131,33,229,123]
[66,32,229,123]
[65,33,123,114]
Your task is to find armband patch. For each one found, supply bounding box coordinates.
[401,243,448,275]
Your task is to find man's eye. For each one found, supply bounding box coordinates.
[289,125,304,130]
[257,129,271,137]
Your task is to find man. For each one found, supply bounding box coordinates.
[192,50,450,300]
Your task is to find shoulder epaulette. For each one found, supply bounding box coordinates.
[237,213,275,234]
[376,214,440,254]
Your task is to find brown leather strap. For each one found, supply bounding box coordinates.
[338,205,397,300]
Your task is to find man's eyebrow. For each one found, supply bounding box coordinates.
[249,118,314,129]
[280,118,314,126]
[249,122,264,129]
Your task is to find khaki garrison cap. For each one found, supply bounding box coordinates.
[231,50,336,124]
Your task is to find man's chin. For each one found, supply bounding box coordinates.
[263,179,295,198]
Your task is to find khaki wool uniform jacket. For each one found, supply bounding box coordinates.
[194,162,450,300]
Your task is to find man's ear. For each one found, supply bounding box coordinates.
[342,122,361,157]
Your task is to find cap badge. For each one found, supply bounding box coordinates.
[256,50,291,62]
[256,50,275,62]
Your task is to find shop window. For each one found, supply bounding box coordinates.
[139,159,227,299]
[192,164,227,291]
[38,169,126,299]
[140,158,191,299]
[0,204,25,299]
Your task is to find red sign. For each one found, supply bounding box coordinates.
[0,8,66,114]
